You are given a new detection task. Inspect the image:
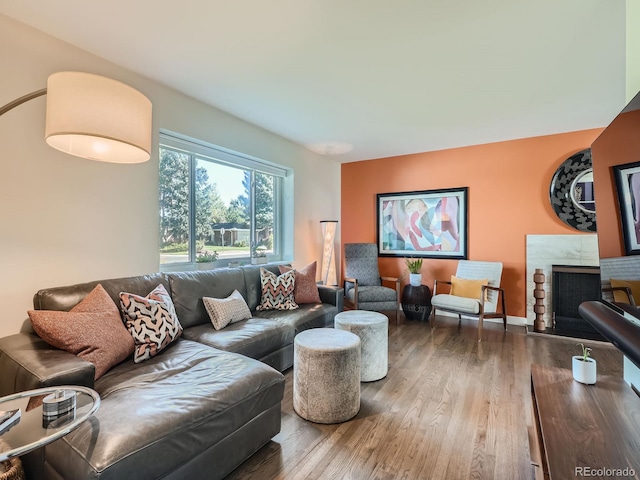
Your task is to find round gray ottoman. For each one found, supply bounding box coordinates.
[335,310,388,382]
[293,328,361,424]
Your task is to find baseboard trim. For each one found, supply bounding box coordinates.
[436,311,526,326]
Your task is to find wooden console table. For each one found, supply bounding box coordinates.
[529,364,640,479]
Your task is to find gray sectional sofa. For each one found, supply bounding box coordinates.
[0,264,343,480]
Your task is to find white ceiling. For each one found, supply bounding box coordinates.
[0,0,628,162]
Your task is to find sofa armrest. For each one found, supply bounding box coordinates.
[0,333,95,396]
[318,285,344,312]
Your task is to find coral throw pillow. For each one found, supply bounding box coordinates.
[120,284,183,363]
[257,268,298,311]
[203,290,252,330]
[28,284,134,380]
[450,276,488,300]
[279,262,321,304]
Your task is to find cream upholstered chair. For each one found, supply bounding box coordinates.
[430,260,506,341]
[343,243,400,325]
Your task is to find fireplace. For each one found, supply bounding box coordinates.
[552,265,604,340]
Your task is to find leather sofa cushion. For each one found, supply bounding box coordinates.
[33,274,170,313]
[183,319,294,359]
[45,339,284,479]
[254,303,338,334]
[168,269,247,328]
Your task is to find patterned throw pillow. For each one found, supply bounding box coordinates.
[120,284,183,363]
[28,284,135,380]
[203,290,252,330]
[257,268,298,311]
[279,261,321,304]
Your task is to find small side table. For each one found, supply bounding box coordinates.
[0,385,100,463]
[401,284,432,321]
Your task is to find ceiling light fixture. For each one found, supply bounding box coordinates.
[306,142,353,156]
[0,72,152,163]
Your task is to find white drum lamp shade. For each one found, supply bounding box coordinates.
[320,220,338,286]
[45,72,152,163]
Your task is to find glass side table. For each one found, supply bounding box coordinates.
[0,386,100,462]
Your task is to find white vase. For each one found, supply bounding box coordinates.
[197,262,216,270]
[572,356,597,385]
[409,273,422,287]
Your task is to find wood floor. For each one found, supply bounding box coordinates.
[226,315,624,480]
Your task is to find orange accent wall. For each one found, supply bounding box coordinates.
[592,109,640,258]
[341,129,603,319]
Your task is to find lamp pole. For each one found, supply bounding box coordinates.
[320,220,338,286]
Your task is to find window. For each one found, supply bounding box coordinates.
[159,132,288,268]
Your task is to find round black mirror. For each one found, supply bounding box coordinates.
[549,148,596,232]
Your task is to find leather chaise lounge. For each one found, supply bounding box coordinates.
[0,264,344,480]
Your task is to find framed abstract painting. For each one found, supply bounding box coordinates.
[377,187,468,259]
[613,161,640,255]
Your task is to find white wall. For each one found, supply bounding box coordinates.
[0,15,341,338]
[627,0,640,100]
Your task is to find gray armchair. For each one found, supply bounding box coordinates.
[343,243,400,324]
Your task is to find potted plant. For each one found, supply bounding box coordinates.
[196,250,219,270]
[406,258,423,286]
[572,343,597,385]
[251,246,268,265]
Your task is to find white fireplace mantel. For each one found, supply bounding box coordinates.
[526,234,599,327]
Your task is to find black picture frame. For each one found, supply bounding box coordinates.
[613,161,640,255]
[376,187,468,259]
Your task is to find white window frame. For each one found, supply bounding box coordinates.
[159,130,291,270]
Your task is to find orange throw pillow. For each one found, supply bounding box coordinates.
[279,262,321,304]
[29,284,134,380]
[610,279,640,305]
[450,276,488,299]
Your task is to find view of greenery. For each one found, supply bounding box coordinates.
[159,148,275,261]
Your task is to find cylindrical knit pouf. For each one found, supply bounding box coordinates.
[294,328,361,424]
[335,310,388,382]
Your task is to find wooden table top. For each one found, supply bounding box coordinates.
[531,364,640,480]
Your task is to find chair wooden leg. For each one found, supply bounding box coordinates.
[477,315,483,342]
[396,307,399,326]
[431,308,436,329]
[503,314,507,330]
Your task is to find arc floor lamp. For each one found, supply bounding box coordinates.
[0,71,152,163]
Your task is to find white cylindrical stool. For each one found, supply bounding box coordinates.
[335,310,388,382]
[294,328,361,424]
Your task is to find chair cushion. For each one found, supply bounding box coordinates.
[345,285,397,303]
[610,279,640,304]
[431,293,481,314]
[450,276,487,299]
[344,244,382,286]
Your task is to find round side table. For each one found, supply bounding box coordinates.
[401,284,432,321]
[0,386,100,463]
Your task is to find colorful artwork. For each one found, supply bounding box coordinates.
[377,187,468,259]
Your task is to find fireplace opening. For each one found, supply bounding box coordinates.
[552,265,604,341]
